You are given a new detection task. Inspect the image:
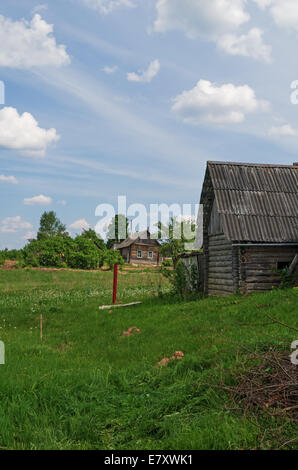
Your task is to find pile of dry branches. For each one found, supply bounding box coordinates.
[223,313,298,422]
[229,349,298,420]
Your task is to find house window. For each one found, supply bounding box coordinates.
[137,250,142,258]
[148,251,153,259]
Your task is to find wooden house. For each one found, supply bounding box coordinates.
[200,161,298,296]
[116,230,160,265]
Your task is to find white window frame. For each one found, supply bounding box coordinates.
[148,251,153,259]
[137,250,142,259]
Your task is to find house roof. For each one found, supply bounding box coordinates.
[116,230,159,249]
[200,161,298,243]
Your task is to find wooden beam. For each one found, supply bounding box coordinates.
[289,254,298,275]
[99,302,142,311]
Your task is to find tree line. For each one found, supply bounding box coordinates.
[0,211,124,270]
[0,211,197,270]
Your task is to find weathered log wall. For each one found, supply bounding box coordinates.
[208,233,235,296]
[239,246,298,294]
[129,243,159,265]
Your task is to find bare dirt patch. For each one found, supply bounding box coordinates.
[2,260,18,270]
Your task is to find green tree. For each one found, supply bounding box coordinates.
[81,229,105,250]
[37,211,67,240]
[106,214,129,249]
[103,250,125,270]
[157,217,196,268]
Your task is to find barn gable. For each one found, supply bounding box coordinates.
[200,161,298,296]
[201,161,298,243]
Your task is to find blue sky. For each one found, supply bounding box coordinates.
[1,0,298,248]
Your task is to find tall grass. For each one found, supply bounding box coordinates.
[0,269,296,449]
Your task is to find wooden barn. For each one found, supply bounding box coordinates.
[200,161,298,296]
[115,230,160,265]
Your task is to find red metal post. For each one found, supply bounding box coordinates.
[112,263,118,304]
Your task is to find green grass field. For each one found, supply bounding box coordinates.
[0,268,297,450]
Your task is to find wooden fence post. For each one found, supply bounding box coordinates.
[112,264,118,304]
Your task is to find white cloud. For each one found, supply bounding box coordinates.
[69,218,90,232]
[171,79,269,126]
[0,14,70,68]
[32,4,48,14]
[58,200,67,206]
[154,0,249,39]
[218,28,272,62]
[270,0,298,31]
[22,231,37,240]
[0,107,60,157]
[253,0,298,31]
[127,59,160,83]
[269,124,298,137]
[82,0,135,15]
[24,195,52,205]
[36,65,211,167]
[102,65,118,74]
[154,1,271,62]
[0,174,18,184]
[1,216,33,233]
[252,0,272,8]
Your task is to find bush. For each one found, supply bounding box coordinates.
[162,258,173,267]
[23,237,73,268]
[39,251,65,268]
[0,248,23,262]
[69,236,104,269]
[161,258,201,300]
[173,260,188,299]
[15,251,25,269]
[68,252,102,270]
[24,252,40,268]
[5,249,21,260]
[103,250,125,270]
[22,235,105,270]
[278,267,293,289]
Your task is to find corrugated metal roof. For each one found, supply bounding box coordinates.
[201,161,298,242]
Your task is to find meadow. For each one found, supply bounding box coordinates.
[0,267,297,450]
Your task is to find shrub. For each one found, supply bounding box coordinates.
[161,258,173,267]
[161,258,201,299]
[0,248,23,262]
[103,250,125,270]
[173,260,188,299]
[15,251,26,269]
[23,235,105,270]
[39,251,65,268]
[23,237,73,268]
[5,249,21,260]
[278,267,293,289]
[68,252,102,270]
[24,252,40,267]
[70,236,104,269]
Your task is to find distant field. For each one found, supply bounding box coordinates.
[0,268,297,450]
